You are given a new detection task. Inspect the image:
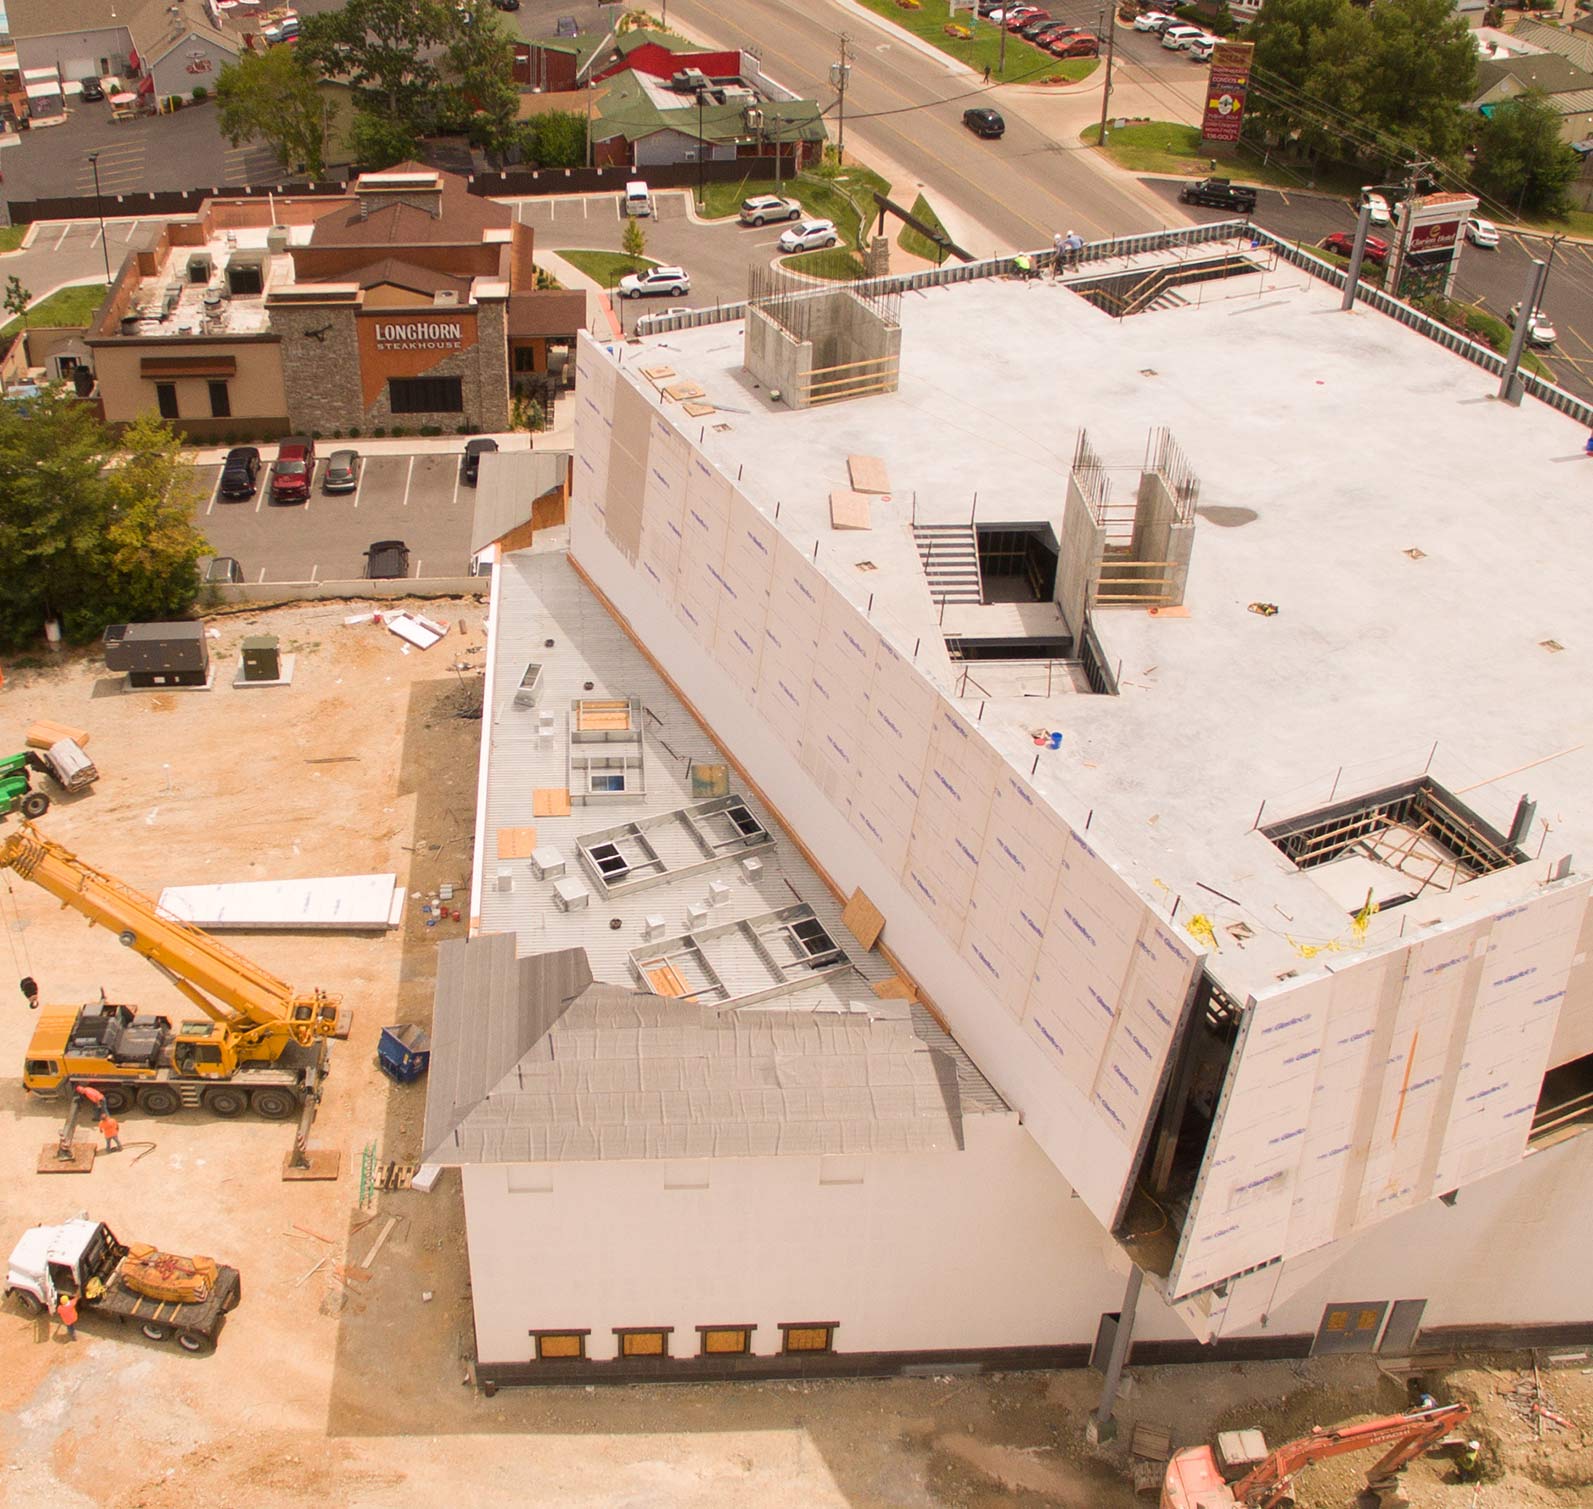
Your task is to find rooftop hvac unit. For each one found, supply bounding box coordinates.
[670,67,708,93]
[202,283,225,309]
[433,289,459,306]
[266,224,289,253]
[161,286,181,314]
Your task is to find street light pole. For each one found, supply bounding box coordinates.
[696,89,704,208]
[87,152,111,285]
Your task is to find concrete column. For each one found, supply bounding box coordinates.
[1087,1264,1143,1444]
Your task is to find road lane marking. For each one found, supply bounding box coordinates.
[402,456,414,507]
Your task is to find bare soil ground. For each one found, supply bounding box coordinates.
[0,601,1588,1509]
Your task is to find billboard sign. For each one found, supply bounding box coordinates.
[1390,193,1476,298]
[1201,41,1253,145]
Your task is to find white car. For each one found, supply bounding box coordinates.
[1160,23,1206,48]
[739,194,802,226]
[617,265,691,299]
[1509,303,1556,348]
[778,218,840,253]
[1187,34,1219,59]
[1359,190,1391,226]
[1465,215,1500,248]
[1134,9,1173,28]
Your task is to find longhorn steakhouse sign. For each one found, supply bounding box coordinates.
[373,318,465,351]
[1200,41,1254,145]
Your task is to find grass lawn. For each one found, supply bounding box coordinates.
[0,226,28,254]
[1,281,108,339]
[898,194,951,262]
[782,247,869,281]
[701,163,891,250]
[853,0,1097,84]
[556,249,656,288]
[1080,120,1366,196]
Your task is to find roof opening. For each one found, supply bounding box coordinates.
[1264,776,1530,911]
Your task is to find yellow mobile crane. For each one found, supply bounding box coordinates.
[3,823,347,1165]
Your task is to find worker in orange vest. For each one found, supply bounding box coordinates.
[56,1292,79,1341]
[98,1113,122,1152]
[76,1085,106,1116]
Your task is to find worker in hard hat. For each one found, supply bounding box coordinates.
[1456,1440,1482,1481]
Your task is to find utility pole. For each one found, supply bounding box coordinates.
[1388,157,1430,301]
[696,89,705,208]
[830,35,852,165]
[1095,4,1117,152]
[997,2,1007,77]
[86,152,111,286]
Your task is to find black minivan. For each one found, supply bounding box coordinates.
[219,446,261,499]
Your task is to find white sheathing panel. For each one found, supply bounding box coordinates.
[802,588,877,815]
[754,537,824,754]
[902,704,997,937]
[157,874,403,930]
[712,491,778,697]
[1169,880,1593,1301]
[673,453,732,648]
[851,637,935,879]
[1549,892,1593,1066]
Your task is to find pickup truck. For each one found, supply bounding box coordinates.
[270,435,315,504]
[6,1217,241,1354]
[1178,177,1258,213]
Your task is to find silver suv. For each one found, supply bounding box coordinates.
[739,195,802,226]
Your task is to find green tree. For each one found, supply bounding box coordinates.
[0,392,207,645]
[1472,90,1580,216]
[1250,0,1476,166]
[301,0,451,133]
[347,108,422,169]
[518,110,588,168]
[443,0,519,153]
[215,46,329,177]
[622,215,647,265]
[4,274,30,333]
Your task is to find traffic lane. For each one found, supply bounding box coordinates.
[195,451,476,583]
[668,0,1159,248]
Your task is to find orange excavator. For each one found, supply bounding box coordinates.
[1162,1402,1471,1509]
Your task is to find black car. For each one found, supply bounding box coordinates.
[462,437,499,486]
[365,540,410,580]
[492,0,519,8]
[218,446,261,499]
[79,77,104,102]
[1020,15,1067,36]
[963,107,1006,139]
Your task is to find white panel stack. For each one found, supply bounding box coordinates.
[157,874,405,930]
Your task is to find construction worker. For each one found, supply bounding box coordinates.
[55,1292,78,1342]
[98,1112,122,1153]
[20,976,39,1010]
[1013,252,1033,281]
[1456,1440,1482,1481]
[75,1085,106,1118]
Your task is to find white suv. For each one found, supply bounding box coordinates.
[617,265,691,299]
[739,195,802,226]
[778,218,840,253]
[1161,23,1205,47]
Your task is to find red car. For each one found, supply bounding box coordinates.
[1007,7,1048,29]
[270,434,316,505]
[1047,30,1099,55]
[1321,231,1388,265]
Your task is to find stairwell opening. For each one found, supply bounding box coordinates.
[976,525,1058,603]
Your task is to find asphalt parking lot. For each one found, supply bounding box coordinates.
[193,450,478,584]
[518,188,828,310]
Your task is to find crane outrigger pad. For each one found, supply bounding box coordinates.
[282,1146,341,1181]
[38,1141,96,1173]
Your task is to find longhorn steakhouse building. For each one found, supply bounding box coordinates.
[421,238,1593,1388]
[87,166,585,441]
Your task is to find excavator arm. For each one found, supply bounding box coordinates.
[1231,1403,1471,1508]
[0,823,342,1046]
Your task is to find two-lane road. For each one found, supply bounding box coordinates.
[669,0,1168,249]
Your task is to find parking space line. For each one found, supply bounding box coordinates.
[54,226,70,250]
[402,456,414,507]
[351,464,364,510]
[311,562,319,582]
[257,567,267,583]
[205,470,223,516]
[256,485,265,513]
[451,467,461,510]
[413,558,422,578]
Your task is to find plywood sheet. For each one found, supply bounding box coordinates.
[533,787,572,817]
[873,976,918,1002]
[576,699,632,732]
[27,720,89,750]
[829,489,872,531]
[663,380,705,401]
[496,826,538,859]
[847,454,891,494]
[683,401,716,418]
[646,963,688,997]
[640,364,675,382]
[842,888,885,950]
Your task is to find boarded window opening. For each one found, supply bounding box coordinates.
[617,1328,671,1357]
[780,1323,836,1354]
[533,1330,587,1359]
[698,1326,752,1356]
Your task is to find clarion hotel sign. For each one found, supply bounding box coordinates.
[373,319,465,351]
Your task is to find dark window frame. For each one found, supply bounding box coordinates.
[208,379,231,418]
[695,1324,754,1357]
[389,374,464,414]
[614,1326,673,1358]
[778,1322,838,1355]
[154,381,179,419]
[531,1329,590,1360]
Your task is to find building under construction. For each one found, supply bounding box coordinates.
[425,236,1593,1385]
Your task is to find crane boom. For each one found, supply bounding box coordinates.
[0,823,342,1046]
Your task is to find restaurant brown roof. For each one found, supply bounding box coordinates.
[309,163,512,248]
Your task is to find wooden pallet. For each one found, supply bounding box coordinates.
[376,1160,419,1193]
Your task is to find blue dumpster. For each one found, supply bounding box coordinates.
[377,1024,432,1084]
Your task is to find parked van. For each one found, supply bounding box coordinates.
[623,180,652,217]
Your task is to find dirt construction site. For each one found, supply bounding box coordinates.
[0,598,1589,1509]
